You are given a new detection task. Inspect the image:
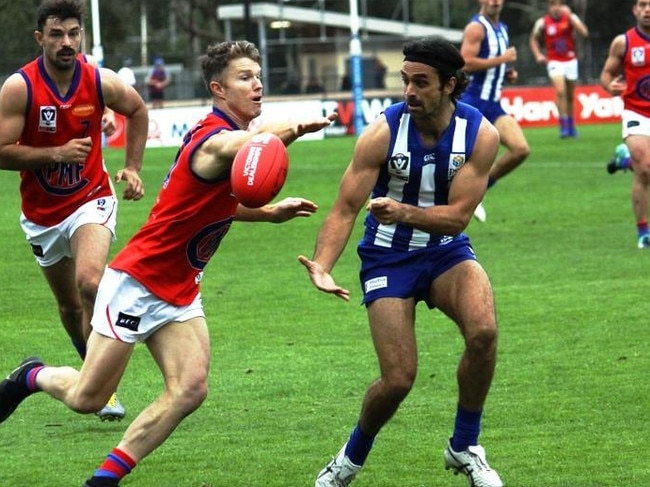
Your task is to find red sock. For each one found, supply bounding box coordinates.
[93,448,136,480]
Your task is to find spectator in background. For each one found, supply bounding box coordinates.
[304,76,325,94]
[281,76,301,95]
[374,58,387,88]
[340,69,352,91]
[529,0,589,138]
[117,58,137,89]
[146,57,170,109]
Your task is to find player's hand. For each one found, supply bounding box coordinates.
[55,137,92,164]
[295,112,338,137]
[367,197,403,225]
[506,67,518,83]
[609,76,626,96]
[503,46,517,64]
[298,255,350,301]
[267,197,318,223]
[114,166,144,201]
[102,111,117,137]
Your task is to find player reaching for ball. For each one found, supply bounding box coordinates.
[300,36,503,487]
[0,40,335,487]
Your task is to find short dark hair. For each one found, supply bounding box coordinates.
[36,0,84,32]
[403,36,469,100]
[199,41,261,92]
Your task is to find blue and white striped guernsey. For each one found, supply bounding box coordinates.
[463,14,510,103]
[359,101,483,252]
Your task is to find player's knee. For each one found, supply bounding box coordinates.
[68,391,111,414]
[383,367,417,400]
[172,377,209,415]
[465,322,498,356]
[76,273,101,304]
[514,142,531,162]
[58,301,83,324]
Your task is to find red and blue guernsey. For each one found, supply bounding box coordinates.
[621,27,650,116]
[541,11,577,62]
[462,13,509,103]
[360,101,482,252]
[110,107,240,306]
[18,56,111,227]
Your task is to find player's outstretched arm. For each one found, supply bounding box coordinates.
[235,197,318,223]
[297,255,351,301]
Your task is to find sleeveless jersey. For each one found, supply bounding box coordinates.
[359,101,482,252]
[621,27,650,115]
[463,14,509,103]
[110,107,240,306]
[18,57,111,226]
[541,12,576,62]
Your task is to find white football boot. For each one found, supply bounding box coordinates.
[444,441,503,487]
[315,443,361,487]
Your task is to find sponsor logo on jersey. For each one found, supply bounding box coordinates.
[72,104,95,117]
[635,75,650,101]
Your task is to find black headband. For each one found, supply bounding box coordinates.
[403,53,461,76]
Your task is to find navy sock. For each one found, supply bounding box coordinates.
[344,423,376,466]
[451,404,482,452]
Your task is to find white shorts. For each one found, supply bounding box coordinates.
[20,197,118,267]
[621,109,650,138]
[92,268,205,344]
[547,59,579,81]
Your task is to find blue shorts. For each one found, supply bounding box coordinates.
[459,94,507,124]
[357,234,477,309]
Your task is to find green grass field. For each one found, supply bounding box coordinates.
[0,123,648,486]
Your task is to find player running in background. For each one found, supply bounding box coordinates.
[0,40,335,487]
[459,0,530,223]
[300,36,503,487]
[600,0,650,249]
[0,0,148,420]
[529,0,589,138]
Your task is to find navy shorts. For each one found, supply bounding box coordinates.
[459,94,507,124]
[357,234,476,309]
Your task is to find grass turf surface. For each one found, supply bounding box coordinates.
[0,122,648,486]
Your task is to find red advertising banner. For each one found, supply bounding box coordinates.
[500,84,623,127]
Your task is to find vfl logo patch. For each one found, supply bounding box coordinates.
[364,276,388,294]
[448,154,466,179]
[632,47,646,66]
[388,153,410,181]
[115,312,141,332]
[39,106,57,133]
